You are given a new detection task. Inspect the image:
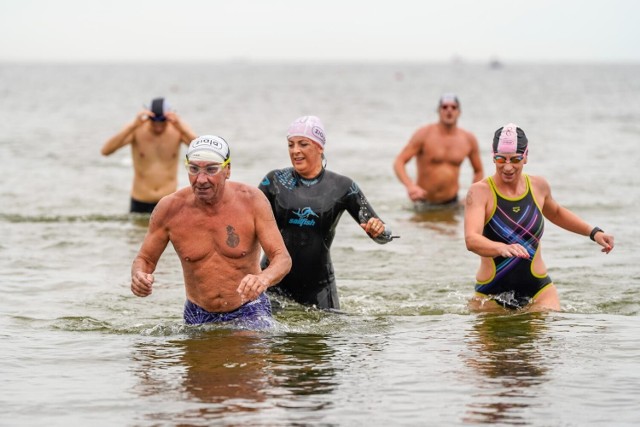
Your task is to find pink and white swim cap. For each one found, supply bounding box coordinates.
[286,116,326,148]
[493,123,528,154]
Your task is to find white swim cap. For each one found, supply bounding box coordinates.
[438,93,460,108]
[186,135,231,163]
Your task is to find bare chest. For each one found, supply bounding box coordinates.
[169,211,258,263]
[420,135,470,165]
[132,131,182,164]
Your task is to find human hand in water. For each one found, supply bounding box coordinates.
[237,274,268,303]
[131,271,154,297]
[361,217,385,238]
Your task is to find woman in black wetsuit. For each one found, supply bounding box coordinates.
[258,115,395,310]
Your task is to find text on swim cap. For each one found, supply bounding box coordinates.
[312,126,325,144]
[194,137,223,150]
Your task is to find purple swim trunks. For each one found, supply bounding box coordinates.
[183,293,274,329]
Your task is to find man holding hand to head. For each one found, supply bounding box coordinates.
[101,97,197,213]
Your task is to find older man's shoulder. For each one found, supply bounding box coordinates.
[227,181,264,199]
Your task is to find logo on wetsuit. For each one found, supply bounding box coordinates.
[289,207,319,227]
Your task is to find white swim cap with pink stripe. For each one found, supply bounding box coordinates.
[287,116,326,148]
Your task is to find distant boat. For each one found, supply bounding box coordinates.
[489,58,503,69]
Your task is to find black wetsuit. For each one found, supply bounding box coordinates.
[259,167,392,309]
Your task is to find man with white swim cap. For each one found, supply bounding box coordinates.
[131,135,291,328]
[394,93,484,213]
[101,97,197,213]
[464,123,615,312]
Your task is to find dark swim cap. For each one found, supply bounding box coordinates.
[149,97,170,122]
[493,123,528,154]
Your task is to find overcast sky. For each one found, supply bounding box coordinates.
[1,0,638,63]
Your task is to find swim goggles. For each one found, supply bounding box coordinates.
[184,158,230,176]
[493,154,525,164]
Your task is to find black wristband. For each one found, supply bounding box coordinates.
[589,227,604,241]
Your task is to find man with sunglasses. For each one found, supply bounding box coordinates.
[101,97,197,213]
[464,124,614,312]
[394,93,483,212]
[130,135,292,328]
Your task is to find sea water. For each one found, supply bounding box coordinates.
[1,62,639,426]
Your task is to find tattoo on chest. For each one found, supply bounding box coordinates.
[226,225,240,248]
